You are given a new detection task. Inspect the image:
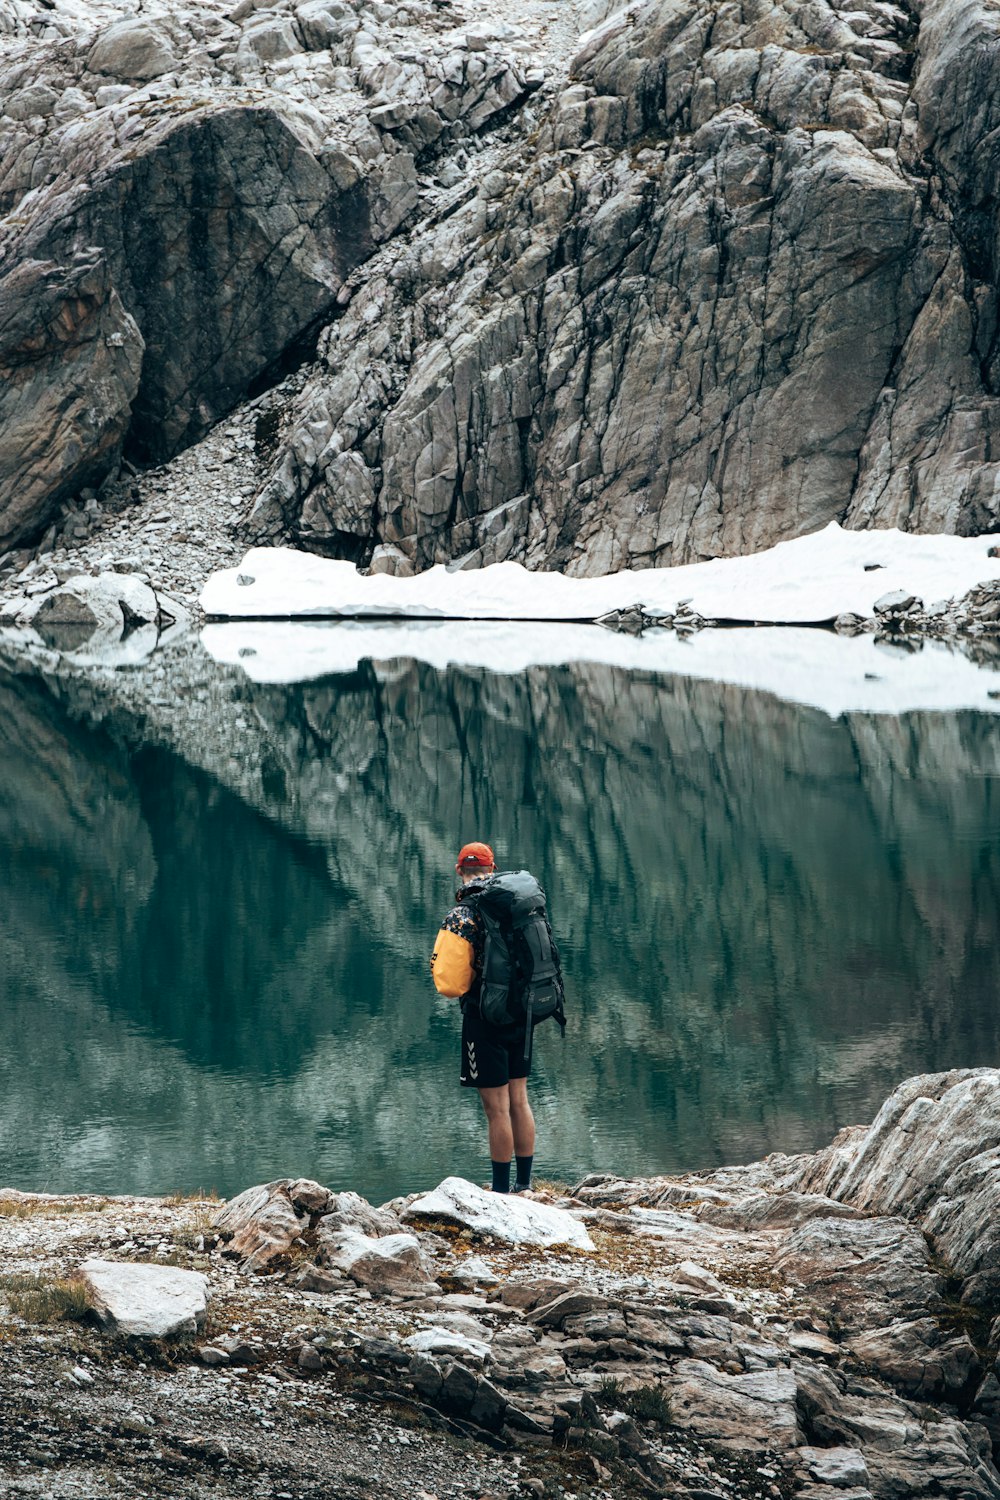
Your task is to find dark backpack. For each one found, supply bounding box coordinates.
[467,870,566,1059]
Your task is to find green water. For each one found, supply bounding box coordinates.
[2,653,999,1203]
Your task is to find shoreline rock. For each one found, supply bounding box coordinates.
[3,1069,1000,1498]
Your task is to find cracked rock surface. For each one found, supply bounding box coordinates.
[4,0,1000,579]
[245,0,1000,574]
[0,0,559,551]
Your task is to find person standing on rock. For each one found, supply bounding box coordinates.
[430,841,564,1195]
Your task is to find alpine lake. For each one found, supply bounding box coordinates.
[2,621,999,1205]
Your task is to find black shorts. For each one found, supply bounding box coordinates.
[460,1007,531,1090]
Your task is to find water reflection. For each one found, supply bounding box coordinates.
[1,653,999,1201]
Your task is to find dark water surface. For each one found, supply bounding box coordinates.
[2,651,999,1203]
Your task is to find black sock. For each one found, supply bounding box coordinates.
[515,1154,533,1190]
[491,1159,511,1194]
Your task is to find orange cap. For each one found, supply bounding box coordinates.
[456,841,495,872]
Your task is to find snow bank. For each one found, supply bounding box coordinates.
[200,621,1000,719]
[199,524,1000,624]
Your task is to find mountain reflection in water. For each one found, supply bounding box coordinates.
[1,655,998,1202]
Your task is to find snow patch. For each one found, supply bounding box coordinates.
[199,523,1000,624]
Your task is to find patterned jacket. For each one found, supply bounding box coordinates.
[429,875,494,1004]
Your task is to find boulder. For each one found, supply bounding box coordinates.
[237,17,303,67]
[77,1259,209,1339]
[442,1254,499,1288]
[873,590,922,618]
[798,1446,871,1490]
[316,1228,436,1294]
[213,1180,306,1271]
[404,1328,491,1363]
[315,1190,402,1238]
[296,0,358,49]
[212,1178,409,1277]
[87,20,177,81]
[5,84,59,121]
[18,574,158,644]
[404,1177,595,1250]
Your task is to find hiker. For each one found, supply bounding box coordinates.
[430,841,564,1195]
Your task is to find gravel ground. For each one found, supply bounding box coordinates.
[0,1193,613,1500]
[0,1183,794,1500]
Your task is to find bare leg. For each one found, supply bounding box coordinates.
[478,1085,514,1163]
[508,1077,536,1158]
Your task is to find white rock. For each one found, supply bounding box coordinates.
[368,543,415,577]
[95,85,133,107]
[800,1445,871,1488]
[444,1254,500,1287]
[404,1328,491,1362]
[17,572,157,636]
[671,1260,725,1295]
[404,1177,595,1250]
[78,1259,209,1338]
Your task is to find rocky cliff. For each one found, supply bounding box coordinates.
[3,0,1000,573]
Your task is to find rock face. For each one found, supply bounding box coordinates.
[0,0,535,549]
[245,0,1000,572]
[575,1068,1000,1423]
[791,1069,1000,1308]
[5,0,1000,569]
[77,1258,209,1338]
[2,102,372,514]
[0,253,143,550]
[317,1227,437,1293]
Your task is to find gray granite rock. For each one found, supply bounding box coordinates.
[668,1361,801,1451]
[78,1259,209,1339]
[241,0,1000,575]
[317,1227,436,1294]
[87,20,177,81]
[791,1070,1000,1305]
[9,0,1000,570]
[184,1073,1000,1497]
[212,1180,307,1271]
